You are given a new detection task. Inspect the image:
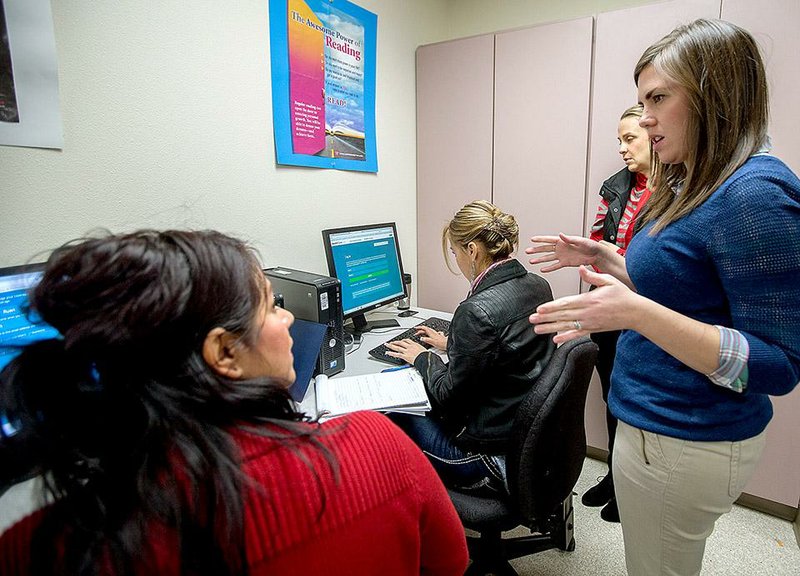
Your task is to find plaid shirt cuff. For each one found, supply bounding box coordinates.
[707,326,749,393]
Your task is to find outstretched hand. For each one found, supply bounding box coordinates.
[526,233,601,273]
[528,266,639,344]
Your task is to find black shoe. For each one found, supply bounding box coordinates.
[581,474,614,507]
[600,498,620,523]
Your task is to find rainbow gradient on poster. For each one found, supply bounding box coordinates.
[288,0,325,155]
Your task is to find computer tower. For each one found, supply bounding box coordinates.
[263,267,345,377]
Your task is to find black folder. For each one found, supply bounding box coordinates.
[288,318,327,402]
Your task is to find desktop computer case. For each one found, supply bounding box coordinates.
[263,267,345,377]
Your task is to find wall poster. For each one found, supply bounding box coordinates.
[269,0,377,172]
[0,0,62,149]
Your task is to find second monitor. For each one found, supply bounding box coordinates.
[322,222,406,335]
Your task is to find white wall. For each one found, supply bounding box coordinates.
[0,0,665,282]
[0,0,448,282]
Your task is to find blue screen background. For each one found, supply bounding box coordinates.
[0,273,60,372]
[330,230,404,315]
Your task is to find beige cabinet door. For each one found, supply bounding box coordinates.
[416,35,495,313]
[583,0,720,456]
[722,0,800,512]
[586,0,722,237]
[492,16,593,302]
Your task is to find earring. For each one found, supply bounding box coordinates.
[470,261,476,281]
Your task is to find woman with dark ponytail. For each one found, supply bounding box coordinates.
[0,230,468,576]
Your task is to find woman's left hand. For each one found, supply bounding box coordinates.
[529,266,641,344]
[385,339,427,364]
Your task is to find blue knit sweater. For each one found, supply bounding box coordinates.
[610,155,800,441]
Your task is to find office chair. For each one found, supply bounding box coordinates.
[447,336,598,576]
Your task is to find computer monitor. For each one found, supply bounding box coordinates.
[322,222,406,335]
[0,263,61,493]
[0,263,60,374]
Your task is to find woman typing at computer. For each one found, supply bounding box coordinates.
[386,200,555,494]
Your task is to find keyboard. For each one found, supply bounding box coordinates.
[368,316,451,365]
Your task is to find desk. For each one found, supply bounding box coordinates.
[297,306,452,414]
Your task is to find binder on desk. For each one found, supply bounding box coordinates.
[288,318,328,402]
[311,368,431,421]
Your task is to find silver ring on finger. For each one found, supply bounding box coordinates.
[573,320,582,331]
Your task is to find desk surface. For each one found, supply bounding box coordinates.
[296,306,452,413]
[342,307,453,376]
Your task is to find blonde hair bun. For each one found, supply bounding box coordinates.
[441,200,519,271]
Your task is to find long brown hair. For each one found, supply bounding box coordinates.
[634,19,769,233]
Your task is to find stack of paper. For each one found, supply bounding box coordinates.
[314,368,431,420]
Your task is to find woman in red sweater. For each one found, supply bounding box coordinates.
[0,230,467,576]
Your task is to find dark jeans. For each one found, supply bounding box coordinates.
[388,413,505,494]
[591,329,620,482]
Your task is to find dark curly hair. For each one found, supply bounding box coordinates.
[2,230,324,576]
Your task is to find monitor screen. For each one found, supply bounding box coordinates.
[322,222,406,334]
[0,264,59,374]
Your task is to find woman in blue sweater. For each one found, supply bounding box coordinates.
[527,19,800,576]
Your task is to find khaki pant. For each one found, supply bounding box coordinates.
[613,420,766,575]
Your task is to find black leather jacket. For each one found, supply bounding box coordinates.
[598,167,637,244]
[413,260,555,455]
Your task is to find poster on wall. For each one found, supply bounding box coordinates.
[269,0,377,172]
[0,0,63,149]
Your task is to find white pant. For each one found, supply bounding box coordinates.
[613,420,766,576]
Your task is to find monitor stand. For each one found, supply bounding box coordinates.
[345,312,399,336]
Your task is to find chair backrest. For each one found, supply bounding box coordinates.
[506,337,598,521]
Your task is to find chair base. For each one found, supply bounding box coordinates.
[465,556,518,576]
[464,495,576,576]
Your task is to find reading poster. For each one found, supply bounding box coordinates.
[269,0,377,172]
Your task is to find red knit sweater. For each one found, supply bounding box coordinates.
[0,411,468,575]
